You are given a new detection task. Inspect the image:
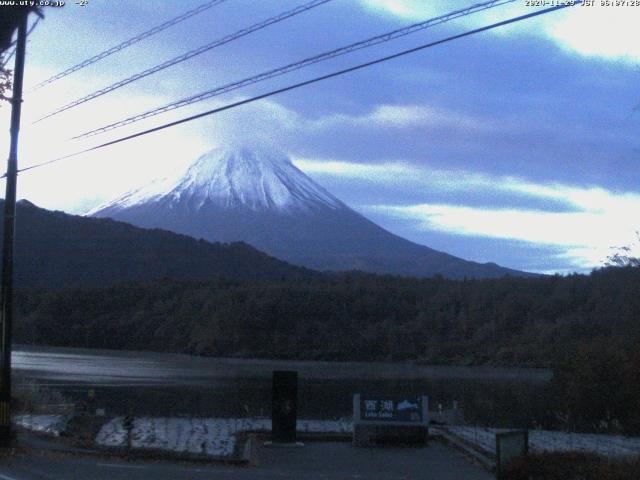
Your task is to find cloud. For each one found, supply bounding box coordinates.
[178,100,489,147]
[292,157,554,198]
[2,94,304,214]
[293,158,525,204]
[544,4,640,62]
[0,80,211,213]
[294,158,419,182]
[293,157,640,270]
[359,0,640,62]
[358,0,532,28]
[314,104,494,133]
[359,0,441,19]
[365,193,640,270]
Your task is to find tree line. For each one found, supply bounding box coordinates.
[14,266,640,433]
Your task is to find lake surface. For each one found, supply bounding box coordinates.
[12,345,553,426]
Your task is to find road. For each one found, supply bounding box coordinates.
[0,442,493,480]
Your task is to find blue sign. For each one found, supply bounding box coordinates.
[359,396,423,422]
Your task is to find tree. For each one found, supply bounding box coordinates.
[0,6,42,104]
[0,60,11,104]
[552,340,628,432]
[606,232,640,267]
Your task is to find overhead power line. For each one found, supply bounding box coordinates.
[3,2,579,180]
[34,0,333,123]
[29,0,228,92]
[74,0,517,140]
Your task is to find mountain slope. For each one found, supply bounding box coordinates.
[91,146,531,279]
[0,199,313,289]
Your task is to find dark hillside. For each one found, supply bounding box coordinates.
[0,199,314,288]
[15,267,640,366]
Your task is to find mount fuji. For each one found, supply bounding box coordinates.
[90,146,529,279]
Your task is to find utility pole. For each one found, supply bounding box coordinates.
[0,13,28,445]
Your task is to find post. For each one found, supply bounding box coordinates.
[271,370,298,444]
[0,14,28,445]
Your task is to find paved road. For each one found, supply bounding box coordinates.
[0,442,492,480]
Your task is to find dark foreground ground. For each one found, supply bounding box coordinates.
[0,440,492,480]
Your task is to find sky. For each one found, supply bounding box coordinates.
[0,0,639,274]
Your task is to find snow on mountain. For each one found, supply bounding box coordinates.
[89,146,343,215]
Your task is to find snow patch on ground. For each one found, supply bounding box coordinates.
[130,417,237,457]
[444,426,640,458]
[95,415,128,447]
[96,417,352,458]
[13,414,69,436]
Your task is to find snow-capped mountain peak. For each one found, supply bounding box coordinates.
[89,143,529,279]
[90,145,344,214]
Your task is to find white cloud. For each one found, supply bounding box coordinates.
[293,158,516,197]
[293,157,640,270]
[360,0,441,19]
[358,0,532,30]
[376,201,626,239]
[315,104,493,133]
[0,80,211,213]
[0,82,306,213]
[292,157,528,194]
[359,0,640,62]
[365,192,640,270]
[544,4,640,62]
[2,93,486,213]
[295,158,415,177]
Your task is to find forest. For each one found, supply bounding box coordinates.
[13,265,640,434]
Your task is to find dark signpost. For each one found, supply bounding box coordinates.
[353,394,429,446]
[271,370,298,444]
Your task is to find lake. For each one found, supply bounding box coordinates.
[12,345,553,427]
